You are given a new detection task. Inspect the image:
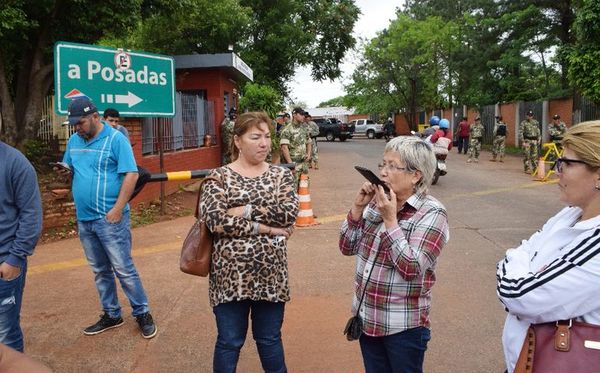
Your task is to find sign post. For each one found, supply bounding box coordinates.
[54,41,175,117]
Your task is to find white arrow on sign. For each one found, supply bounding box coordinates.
[115,91,143,107]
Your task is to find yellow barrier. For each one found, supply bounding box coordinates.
[532,142,563,181]
[418,124,429,133]
[166,171,193,181]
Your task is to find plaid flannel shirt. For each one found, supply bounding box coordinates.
[339,193,449,337]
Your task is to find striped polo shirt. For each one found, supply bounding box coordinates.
[63,122,137,221]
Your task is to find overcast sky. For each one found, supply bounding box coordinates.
[289,1,402,109]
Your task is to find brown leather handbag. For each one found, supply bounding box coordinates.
[180,176,219,277]
[514,319,600,373]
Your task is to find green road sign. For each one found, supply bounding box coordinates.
[54,41,175,117]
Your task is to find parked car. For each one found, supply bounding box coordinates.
[350,119,384,139]
[328,118,355,135]
[314,118,353,142]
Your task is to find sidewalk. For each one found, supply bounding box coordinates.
[25,214,362,372]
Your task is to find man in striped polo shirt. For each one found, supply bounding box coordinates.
[61,97,157,339]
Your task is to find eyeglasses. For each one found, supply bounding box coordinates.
[377,163,407,173]
[552,157,590,173]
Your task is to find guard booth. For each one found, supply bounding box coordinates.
[130,53,254,204]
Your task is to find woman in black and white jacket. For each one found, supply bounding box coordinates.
[496,120,600,373]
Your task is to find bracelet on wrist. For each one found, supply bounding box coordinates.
[253,222,260,235]
[243,204,252,219]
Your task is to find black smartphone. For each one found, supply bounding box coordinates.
[354,166,390,193]
[49,162,72,172]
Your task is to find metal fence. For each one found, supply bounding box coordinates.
[141,92,215,155]
[38,96,74,148]
[573,94,600,125]
[38,92,216,156]
[480,105,496,145]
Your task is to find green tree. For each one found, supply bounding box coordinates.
[240,0,359,94]
[107,0,252,55]
[0,1,144,148]
[238,82,283,118]
[405,0,575,105]
[318,96,346,107]
[345,14,455,129]
[120,0,359,96]
[499,0,575,90]
[568,0,600,102]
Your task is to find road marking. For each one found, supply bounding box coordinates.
[444,179,558,201]
[30,179,557,275]
[29,242,180,275]
[316,214,347,224]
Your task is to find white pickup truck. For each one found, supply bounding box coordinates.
[349,119,384,139]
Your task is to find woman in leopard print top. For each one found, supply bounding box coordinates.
[200,111,298,372]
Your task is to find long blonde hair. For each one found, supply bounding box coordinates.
[562,120,600,168]
[230,112,273,161]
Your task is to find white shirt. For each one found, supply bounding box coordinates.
[496,206,600,372]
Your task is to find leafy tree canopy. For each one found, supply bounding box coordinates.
[0,0,359,147]
[317,96,346,107]
[345,14,455,129]
[116,0,360,95]
[568,0,600,102]
[0,0,144,147]
[238,82,283,119]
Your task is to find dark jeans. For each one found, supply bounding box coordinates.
[359,326,431,373]
[457,136,469,154]
[0,263,26,352]
[213,300,286,373]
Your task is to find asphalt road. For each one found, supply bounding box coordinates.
[24,137,561,372]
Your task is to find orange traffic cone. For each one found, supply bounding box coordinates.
[295,174,320,227]
[536,158,545,180]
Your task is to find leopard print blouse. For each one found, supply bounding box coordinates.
[200,165,299,307]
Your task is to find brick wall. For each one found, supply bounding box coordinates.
[124,118,222,206]
[548,98,573,127]
[348,114,368,121]
[393,114,411,135]
[498,102,518,146]
[42,190,76,230]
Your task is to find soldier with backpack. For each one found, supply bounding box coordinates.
[491,115,507,162]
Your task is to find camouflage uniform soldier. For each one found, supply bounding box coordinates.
[546,114,567,161]
[548,114,567,144]
[220,108,237,165]
[280,107,312,190]
[490,116,507,162]
[305,113,320,169]
[467,116,485,163]
[519,110,541,173]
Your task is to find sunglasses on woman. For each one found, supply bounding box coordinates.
[552,157,591,173]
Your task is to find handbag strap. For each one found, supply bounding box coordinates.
[354,245,382,317]
[193,176,220,219]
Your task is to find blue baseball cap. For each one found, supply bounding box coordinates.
[66,97,98,125]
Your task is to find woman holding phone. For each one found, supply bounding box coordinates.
[340,136,449,373]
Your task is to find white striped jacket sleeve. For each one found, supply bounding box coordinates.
[497,227,600,324]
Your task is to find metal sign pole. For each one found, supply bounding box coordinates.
[158,119,165,215]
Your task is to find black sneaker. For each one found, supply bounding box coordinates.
[83,313,124,335]
[136,312,157,339]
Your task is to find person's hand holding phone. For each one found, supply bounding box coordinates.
[50,162,72,178]
[373,185,398,228]
[351,181,376,220]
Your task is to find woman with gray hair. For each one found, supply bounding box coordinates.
[339,136,449,373]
